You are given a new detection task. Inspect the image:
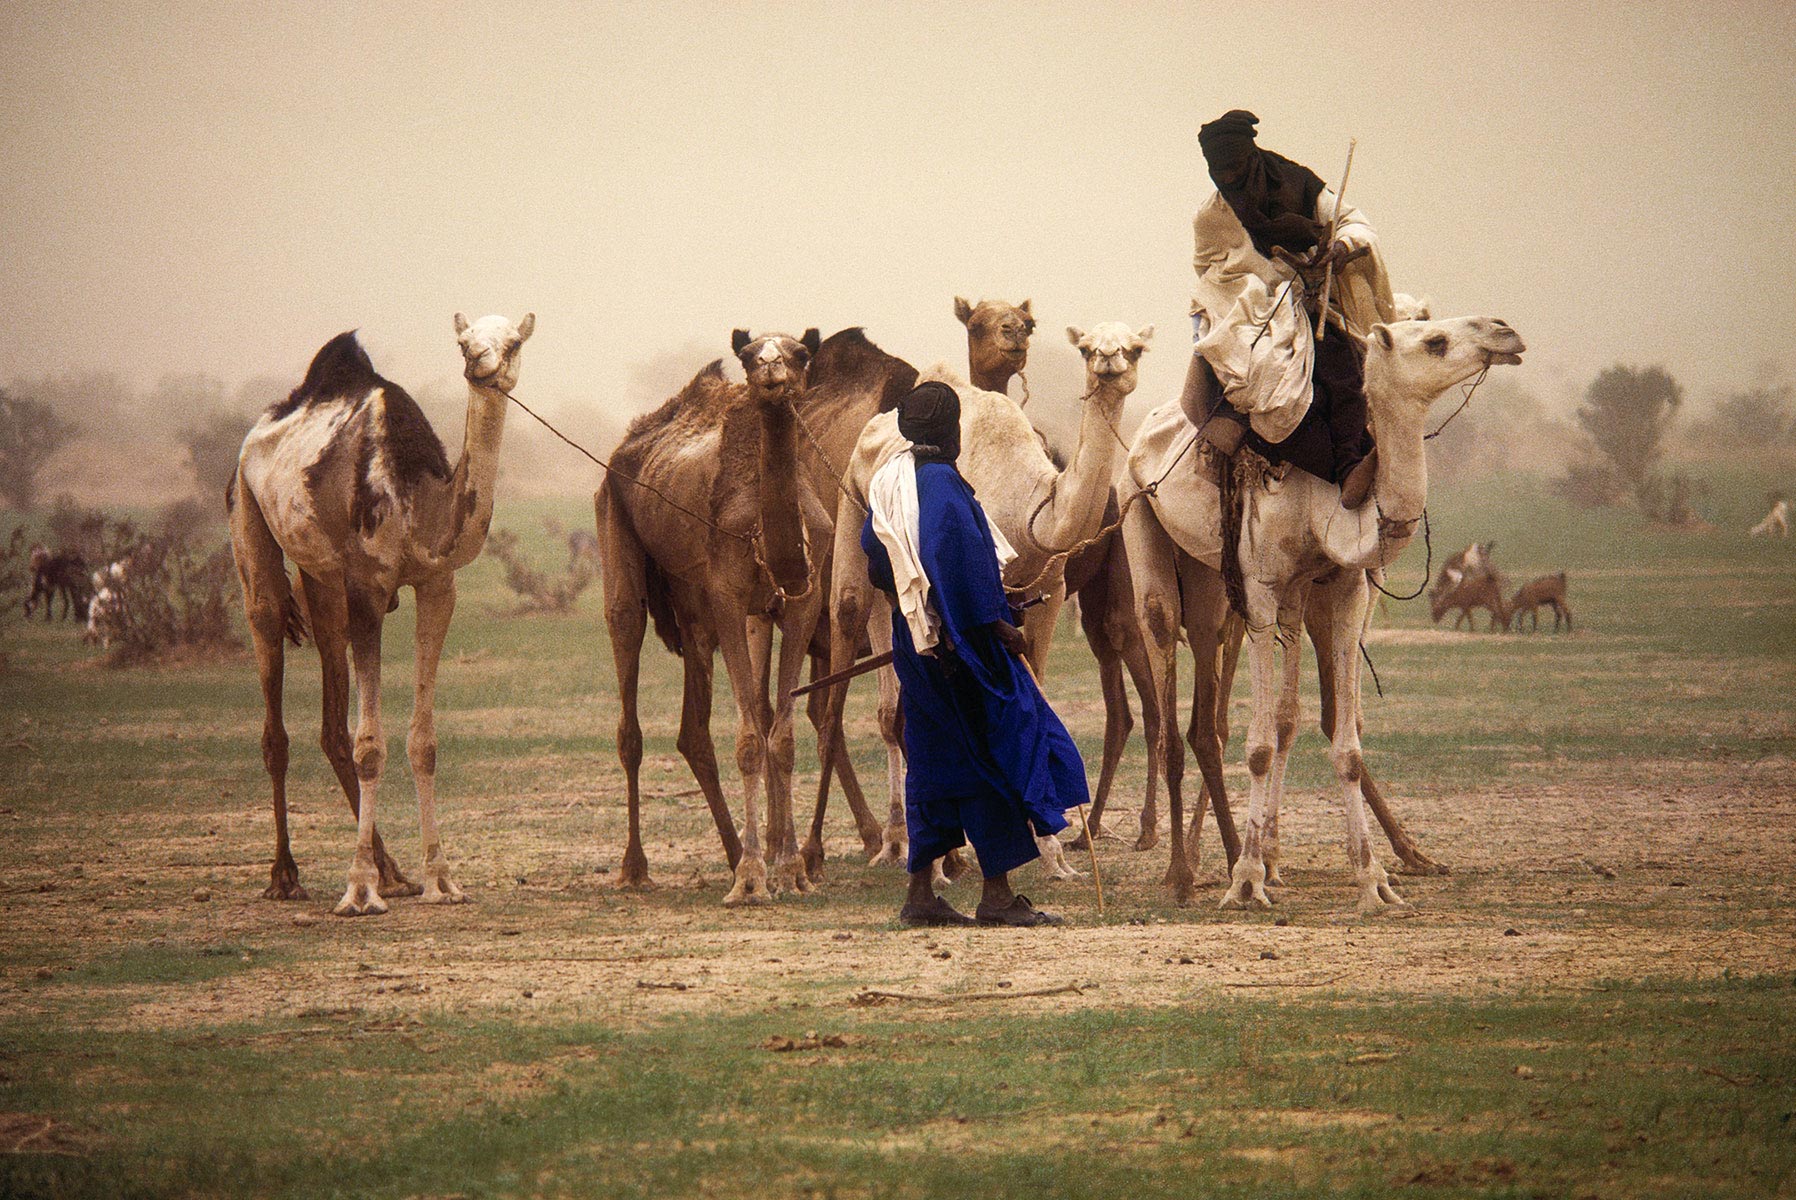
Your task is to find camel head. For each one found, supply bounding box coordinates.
[454,311,535,392]
[1065,322,1154,401]
[955,296,1035,382]
[731,328,821,406]
[1363,317,1525,416]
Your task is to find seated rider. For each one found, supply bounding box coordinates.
[1180,109,1401,509]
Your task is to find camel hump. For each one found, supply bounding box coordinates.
[271,331,379,419]
[809,328,918,412]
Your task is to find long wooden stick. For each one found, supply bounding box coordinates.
[1314,138,1357,342]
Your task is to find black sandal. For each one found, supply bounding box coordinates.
[975,894,1064,927]
[900,895,976,927]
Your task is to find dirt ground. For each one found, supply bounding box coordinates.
[6,752,1793,1033]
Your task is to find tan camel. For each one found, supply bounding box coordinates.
[954,296,1035,397]
[817,321,1152,876]
[598,329,832,906]
[1122,314,1525,908]
[230,312,534,915]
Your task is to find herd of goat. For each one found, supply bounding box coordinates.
[1428,542,1572,633]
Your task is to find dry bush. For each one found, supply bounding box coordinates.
[0,527,32,668]
[485,528,595,615]
[91,521,240,665]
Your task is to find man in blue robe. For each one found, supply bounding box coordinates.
[860,382,1089,927]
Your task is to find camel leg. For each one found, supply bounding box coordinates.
[302,573,410,908]
[767,597,821,894]
[805,514,886,872]
[1121,498,1192,900]
[410,575,464,904]
[1178,555,1239,878]
[1309,593,1445,876]
[334,588,391,917]
[868,619,908,867]
[801,649,876,878]
[670,620,743,872]
[1022,585,1065,681]
[1069,588,1129,850]
[1192,611,1245,850]
[716,609,772,907]
[598,489,658,889]
[1260,601,1305,891]
[1316,572,1405,912]
[232,485,305,901]
[1221,578,1286,911]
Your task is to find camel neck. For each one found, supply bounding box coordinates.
[438,382,508,568]
[969,363,1016,395]
[1032,377,1126,551]
[756,398,810,590]
[1365,372,1428,526]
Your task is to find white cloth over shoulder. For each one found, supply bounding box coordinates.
[1189,187,1396,444]
[868,449,1017,653]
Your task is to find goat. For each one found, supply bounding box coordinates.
[1749,499,1789,538]
[1430,570,1511,632]
[24,545,92,622]
[83,561,126,648]
[1510,572,1572,633]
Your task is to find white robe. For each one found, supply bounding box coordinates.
[1190,187,1396,443]
[868,449,1017,654]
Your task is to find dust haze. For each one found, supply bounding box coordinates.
[4,2,1794,506]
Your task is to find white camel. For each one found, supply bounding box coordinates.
[821,322,1152,880]
[1121,314,1525,910]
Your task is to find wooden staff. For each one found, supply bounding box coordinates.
[1314,137,1357,342]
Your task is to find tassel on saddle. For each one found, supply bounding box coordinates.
[1218,446,1283,621]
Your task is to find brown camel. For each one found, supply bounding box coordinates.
[954,296,1035,397]
[598,329,832,905]
[229,312,534,915]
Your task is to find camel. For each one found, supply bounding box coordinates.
[954,297,1035,398]
[1749,499,1790,538]
[1510,571,1572,632]
[229,311,534,915]
[598,329,833,906]
[816,321,1152,877]
[1120,315,1523,907]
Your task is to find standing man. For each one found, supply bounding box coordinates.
[1180,109,1400,508]
[861,381,1087,928]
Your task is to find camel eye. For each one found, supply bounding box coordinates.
[1423,334,1448,356]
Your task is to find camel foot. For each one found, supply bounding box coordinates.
[939,848,972,881]
[722,858,772,907]
[419,862,467,905]
[1355,869,1408,914]
[869,828,909,868]
[263,860,308,901]
[770,854,812,896]
[1163,859,1196,904]
[334,864,388,917]
[1067,819,1104,852]
[1134,826,1160,852]
[1264,864,1287,888]
[375,853,421,898]
[1220,861,1273,911]
[857,824,886,861]
[616,844,654,891]
[1392,851,1449,877]
[799,837,826,881]
[1036,835,1081,881]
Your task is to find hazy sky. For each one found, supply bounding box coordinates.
[5,1,1794,450]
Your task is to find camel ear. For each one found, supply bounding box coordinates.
[953,297,974,326]
[517,313,535,342]
[1065,326,1086,347]
[454,312,470,335]
[1019,299,1032,317]
[1371,324,1394,351]
[801,328,821,356]
[732,329,752,355]
[1135,324,1155,344]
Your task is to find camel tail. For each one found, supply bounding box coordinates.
[284,572,310,647]
[642,556,682,657]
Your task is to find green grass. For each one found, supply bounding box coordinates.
[3,976,1793,1199]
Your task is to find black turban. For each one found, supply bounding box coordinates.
[898,381,961,464]
[1198,109,1329,259]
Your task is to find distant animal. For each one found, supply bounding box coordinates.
[1431,570,1511,631]
[567,528,600,567]
[1430,541,1493,607]
[83,561,126,648]
[25,545,91,622]
[1510,571,1572,632]
[1748,499,1789,538]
